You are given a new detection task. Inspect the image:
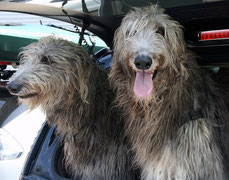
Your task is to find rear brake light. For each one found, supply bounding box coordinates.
[0,62,12,65]
[199,29,229,41]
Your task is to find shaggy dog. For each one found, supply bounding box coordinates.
[109,5,229,180]
[7,36,138,180]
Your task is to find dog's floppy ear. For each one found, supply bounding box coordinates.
[113,26,125,63]
[69,49,91,104]
[164,20,186,61]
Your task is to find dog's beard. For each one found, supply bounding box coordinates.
[18,95,39,109]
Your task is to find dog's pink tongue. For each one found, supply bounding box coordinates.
[134,72,153,98]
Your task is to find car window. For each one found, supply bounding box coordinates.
[0,96,19,127]
[0,100,5,109]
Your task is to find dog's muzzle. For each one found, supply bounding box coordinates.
[7,81,37,98]
[7,81,22,94]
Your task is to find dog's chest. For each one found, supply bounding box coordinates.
[141,119,225,180]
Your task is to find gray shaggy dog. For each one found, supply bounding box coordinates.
[7,36,138,180]
[109,5,229,180]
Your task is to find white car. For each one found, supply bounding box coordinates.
[0,97,45,180]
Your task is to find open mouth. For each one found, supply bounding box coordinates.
[19,93,38,99]
[133,70,158,98]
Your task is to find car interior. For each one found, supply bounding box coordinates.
[0,0,229,180]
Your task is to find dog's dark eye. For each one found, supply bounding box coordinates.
[126,30,137,36]
[126,30,130,36]
[41,56,52,65]
[156,27,165,37]
[131,30,137,36]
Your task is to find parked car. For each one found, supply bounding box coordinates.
[0,0,229,180]
[0,99,46,180]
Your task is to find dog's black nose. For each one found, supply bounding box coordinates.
[7,82,22,94]
[134,55,152,70]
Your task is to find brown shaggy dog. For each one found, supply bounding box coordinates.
[109,5,229,180]
[7,36,138,180]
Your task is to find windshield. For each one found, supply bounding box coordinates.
[0,0,226,16]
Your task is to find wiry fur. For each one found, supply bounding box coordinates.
[7,36,138,180]
[109,5,229,180]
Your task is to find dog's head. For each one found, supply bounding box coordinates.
[7,36,91,108]
[111,5,187,101]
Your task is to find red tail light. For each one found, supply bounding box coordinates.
[0,61,12,65]
[199,29,229,41]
